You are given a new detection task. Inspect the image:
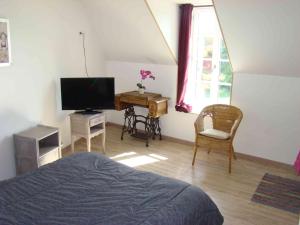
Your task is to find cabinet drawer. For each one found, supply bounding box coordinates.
[39,148,59,167]
[90,116,105,127]
[120,96,147,106]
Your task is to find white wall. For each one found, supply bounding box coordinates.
[0,0,105,180]
[231,73,300,165]
[106,61,300,165]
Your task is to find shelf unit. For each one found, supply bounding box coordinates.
[14,125,61,175]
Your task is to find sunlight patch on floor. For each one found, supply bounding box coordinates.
[110,151,169,167]
[110,152,136,159]
[149,153,168,160]
[117,155,159,167]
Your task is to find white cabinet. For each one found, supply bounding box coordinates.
[14,125,61,175]
[70,112,106,153]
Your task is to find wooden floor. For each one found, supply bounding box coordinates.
[63,125,299,225]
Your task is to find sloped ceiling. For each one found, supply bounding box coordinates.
[145,0,180,61]
[145,0,212,62]
[80,0,176,65]
[214,0,300,76]
[80,0,300,77]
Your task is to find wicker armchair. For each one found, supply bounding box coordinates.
[192,104,243,173]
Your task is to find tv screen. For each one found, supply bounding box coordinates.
[60,77,115,111]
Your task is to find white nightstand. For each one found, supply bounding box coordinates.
[70,112,106,153]
[14,125,61,175]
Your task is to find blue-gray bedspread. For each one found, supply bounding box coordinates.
[0,152,223,225]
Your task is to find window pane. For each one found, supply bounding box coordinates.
[203,37,213,58]
[218,85,231,103]
[201,60,212,81]
[185,7,233,113]
[219,61,232,83]
[220,40,229,60]
[200,83,211,98]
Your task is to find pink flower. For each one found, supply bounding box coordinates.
[137,69,155,90]
[140,70,155,80]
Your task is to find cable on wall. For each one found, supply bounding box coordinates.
[79,32,89,77]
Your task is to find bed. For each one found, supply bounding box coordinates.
[0,152,224,225]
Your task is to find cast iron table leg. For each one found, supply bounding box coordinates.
[121,106,135,140]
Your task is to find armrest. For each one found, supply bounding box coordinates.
[194,118,203,134]
[194,113,205,133]
[229,119,241,138]
[194,111,214,133]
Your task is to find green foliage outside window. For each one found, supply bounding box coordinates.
[218,85,231,98]
[220,40,228,60]
[219,61,232,83]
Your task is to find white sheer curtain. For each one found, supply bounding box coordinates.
[184,7,225,113]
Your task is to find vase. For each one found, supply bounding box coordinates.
[138,88,145,94]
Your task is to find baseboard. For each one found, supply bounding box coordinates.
[106,122,293,169]
[235,152,293,170]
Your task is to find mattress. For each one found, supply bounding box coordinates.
[0,152,223,225]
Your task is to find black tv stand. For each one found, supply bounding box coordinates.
[75,110,102,115]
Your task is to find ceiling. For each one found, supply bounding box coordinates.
[80,0,300,77]
[80,0,176,65]
[214,0,300,76]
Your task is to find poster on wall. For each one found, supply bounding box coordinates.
[0,18,11,66]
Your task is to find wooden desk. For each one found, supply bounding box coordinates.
[115,91,168,117]
[115,91,169,146]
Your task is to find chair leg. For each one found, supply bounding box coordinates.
[228,146,232,173]
[192,145,198,166]
[232,146,237,160]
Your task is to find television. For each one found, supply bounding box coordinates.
[60,77,115,113]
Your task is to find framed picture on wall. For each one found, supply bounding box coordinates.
[0,18,11,67]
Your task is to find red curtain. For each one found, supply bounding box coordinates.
[175,4,193,113]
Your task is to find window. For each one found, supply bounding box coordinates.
[184,7,233,113]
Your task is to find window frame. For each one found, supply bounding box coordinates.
[184,6,234,113]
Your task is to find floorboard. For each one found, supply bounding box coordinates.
[63,125,299,225]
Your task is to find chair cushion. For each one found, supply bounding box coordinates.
[199,129,230,140]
